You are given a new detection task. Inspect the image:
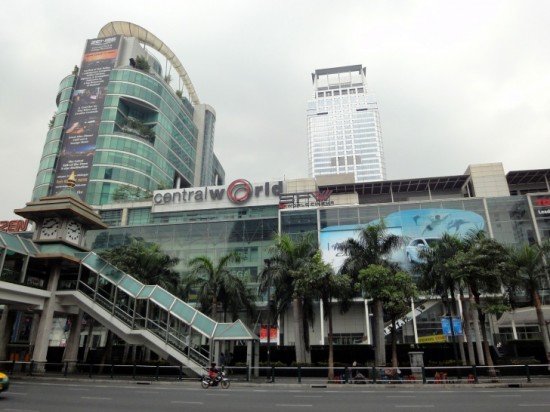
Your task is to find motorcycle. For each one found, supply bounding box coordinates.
[201,370,230,389]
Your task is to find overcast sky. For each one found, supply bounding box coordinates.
[1,0,549,220]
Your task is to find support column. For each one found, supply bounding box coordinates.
[62,310,85,373]
[0,305,11,360]
[31,263,60,372]
[252,340,259,378]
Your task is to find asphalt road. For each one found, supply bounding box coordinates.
[2,380,550,412]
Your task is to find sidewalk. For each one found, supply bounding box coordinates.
[8,373,550,390]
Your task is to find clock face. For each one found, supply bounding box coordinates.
[40,217,61,239]
[65,220,82,243]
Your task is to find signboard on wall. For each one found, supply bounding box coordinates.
[152,179,284,213]
[418,334,446,344]
[52,35,121,198]
[0,219,29,233]
[533,196,550,217]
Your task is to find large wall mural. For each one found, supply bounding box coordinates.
[320,208,486,274]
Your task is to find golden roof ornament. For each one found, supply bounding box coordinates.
[67,171,76,189]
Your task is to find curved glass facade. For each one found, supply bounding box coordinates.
[32,33,224,207]
[86,67,199,205]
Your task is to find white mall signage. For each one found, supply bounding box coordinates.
[152,179,284,213]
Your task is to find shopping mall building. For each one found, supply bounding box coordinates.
[88,162,550,347]
[1,161,550,369]
[1,20,549,367]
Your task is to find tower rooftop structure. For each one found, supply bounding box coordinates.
[307,64,385,183]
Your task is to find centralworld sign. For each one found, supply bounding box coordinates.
[152,179,284,212]
[152,179,336,213]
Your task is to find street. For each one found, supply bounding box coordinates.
[1,380,550,412]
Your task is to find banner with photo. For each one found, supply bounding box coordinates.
[52,35,121,198]
[259,324,279,345]
[319,208,485,274]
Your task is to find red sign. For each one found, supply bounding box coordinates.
[533,197,550,217]
[259,325,279,344]
[0,219,29,233]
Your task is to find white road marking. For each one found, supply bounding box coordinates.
[276,405,313,407]
[518,404,550,407]
[387,396,417,398]
[395,405,435,408]
[171,401,204,404]
[3,409,40,412]
[80,396,112,400]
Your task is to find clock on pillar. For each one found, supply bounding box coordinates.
[39,217,62,240]
[14,171,107,252]
[64,219,82,244]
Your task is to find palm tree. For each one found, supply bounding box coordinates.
[448,231,509,369]
[293,251,352,380]
[185,252,244,320]
[507,241,550,355]
[360,265,417,368]
[334,222,402,367]
[260,232,318,364]
[100,239,180,294]
[218,274,257,322]
[99,239,180,364]
[415,233,469,365]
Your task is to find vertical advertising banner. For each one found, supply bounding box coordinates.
[259,325,279,345]
[52,35,121,198]
[441,316,463,336]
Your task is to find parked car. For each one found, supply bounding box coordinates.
[405,237,441,263]
[0,372,9,394]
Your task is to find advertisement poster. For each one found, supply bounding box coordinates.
[52,35,121,198]
[259,324,279,345]
[319,208,485,273]
[441,316,463,336]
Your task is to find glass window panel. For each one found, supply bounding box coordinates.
[150,287,176,310]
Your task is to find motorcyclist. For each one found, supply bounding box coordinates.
[208,362,220,382]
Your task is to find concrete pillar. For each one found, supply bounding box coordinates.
[29,313,40,355]
[0,305,12,360]
[252,340,259,378]
[62,310,84,373]
[31,263,60,372]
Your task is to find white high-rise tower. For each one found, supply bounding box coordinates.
[307,65,385,182]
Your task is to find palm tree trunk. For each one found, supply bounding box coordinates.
[326,299,334,381]
[533,290,550,354]
[211,296,218,320]
[391,317,398,368]
[479,311,495,369]
[293,297,306,364]
[302,313,311,364]
[374,299,386,366]
[460,291,476,365]
[469,287,485,365]
[450,293,466,366]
